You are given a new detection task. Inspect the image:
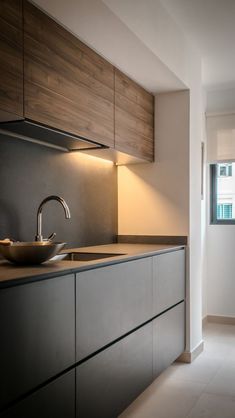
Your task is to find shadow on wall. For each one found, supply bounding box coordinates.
[0,135,117,247]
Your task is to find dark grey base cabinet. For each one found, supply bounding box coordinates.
[76,258,152,361]
[0,248,185,417]
[1,370,75,418]
[0,274,75,409]
[153,302,185,378]
[76,323,153,418]
[153,250,185,315]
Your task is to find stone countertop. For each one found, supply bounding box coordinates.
[0,243,185,288]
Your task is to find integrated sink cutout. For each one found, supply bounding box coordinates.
[51,252,126,262]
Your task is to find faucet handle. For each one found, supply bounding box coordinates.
[45,232,56,242]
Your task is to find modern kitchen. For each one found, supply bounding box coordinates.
[1,1,235,417]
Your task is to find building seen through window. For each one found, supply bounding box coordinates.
[218,163,232,177]
[211,163,235,223]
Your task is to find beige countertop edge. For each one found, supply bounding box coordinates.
[0,243,185,288]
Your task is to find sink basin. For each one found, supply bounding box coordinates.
[0,241,66,265]
[51,252,126,262]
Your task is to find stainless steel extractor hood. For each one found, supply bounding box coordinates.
[0,119,107,152]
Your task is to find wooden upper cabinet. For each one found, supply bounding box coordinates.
[23,0,115,147]
[0,0,154,161]
[115,69,154,161]
[0,0,23,121]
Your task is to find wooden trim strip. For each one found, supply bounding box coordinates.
[207,315,235,325]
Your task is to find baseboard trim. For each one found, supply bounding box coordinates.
[207,315,235,325]
[177,340,204,364]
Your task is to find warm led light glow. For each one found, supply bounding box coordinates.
[69,151,114,165]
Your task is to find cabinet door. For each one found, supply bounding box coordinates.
[115,69,154,161]
[23,0,114,147]
[1,370,75,418]
[153,302,185,378]
[0,274,75,409]
[76,258,152,360]
[76,323,152,418]
[153,249,185,315]
[0,0,23,121]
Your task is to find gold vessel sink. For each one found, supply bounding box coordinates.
[0,241,66,265]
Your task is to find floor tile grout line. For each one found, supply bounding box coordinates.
[184,392,207,418]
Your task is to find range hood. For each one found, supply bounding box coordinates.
[0,119,107,152]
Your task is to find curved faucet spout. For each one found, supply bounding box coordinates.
[35,195,71,242]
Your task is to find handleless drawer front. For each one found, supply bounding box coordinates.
[153,249,185,315]
[0,274,75,410]
[76,258,152,361]
[1,370,75,418]
[153,302,185,378]
[76,323,153,418]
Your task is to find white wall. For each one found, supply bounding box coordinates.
[207,87,235,115]
[201,165,208,320]
[118,91,189,236]
[188,52,203,350]
[206,87,235,317]
[201,93,208,320]
[103,0,193,88]
[207,226,235,316]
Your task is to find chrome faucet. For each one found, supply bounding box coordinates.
[35,195,71,242]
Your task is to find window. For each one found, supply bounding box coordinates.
[211,163,235,224]
[218,163,232,177]
[217,203,232,219]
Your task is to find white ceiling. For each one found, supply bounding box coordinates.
[163,0,235,89]
[33,0,235,92]
[33,0,185,93]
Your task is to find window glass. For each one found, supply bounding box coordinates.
[217,203,232,219]
[218,163,232,177]
[211,163,235,223]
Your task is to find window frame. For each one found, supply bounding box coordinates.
[210,164,235,225]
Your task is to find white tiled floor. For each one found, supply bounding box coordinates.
[120,322,235,418]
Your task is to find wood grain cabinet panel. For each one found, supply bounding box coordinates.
[0,0,23,120]
[0,274,75,410]
[115,69,154,161]
[23,0,114,147]
[76,258,152,361]
[1,370,75,418]
[76,323,153,418]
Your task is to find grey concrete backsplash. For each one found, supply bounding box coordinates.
[0,135,117,248]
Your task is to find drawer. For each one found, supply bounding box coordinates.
[1,370,75,418]
[0,274,75,409]
[153,249,185,315]
[76,258,152,360]
[76,323,153,418]
[153,302,185,378]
